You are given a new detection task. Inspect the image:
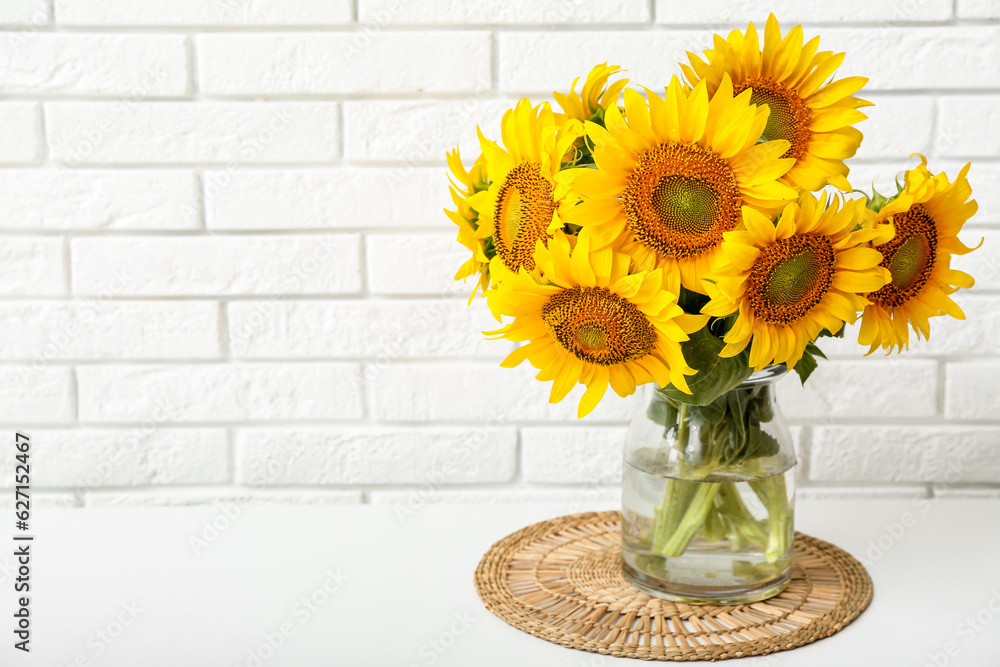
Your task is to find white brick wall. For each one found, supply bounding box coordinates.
[0,301,221,358]
[0,428,231,488]
[46,102,340,165]
[203,168,445,229]
[197,32,492,95]
[0,239,67,295]
[77,363,363,422]
[0,34,189,96]
[71,234,362,295]
[235,426,518,485]
[0,170,199,229]
[342,100,509,162]
[56,0,354,26]
[0,3,996,507]
[0,103,41,163]
[0,0,48,26]
[655,0,953,23]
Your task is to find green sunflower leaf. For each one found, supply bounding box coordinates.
[868,185,888,213]
[660,328,753,406]
[689,395,727,424]
[646,393,678,429]
[792,340,827,385]
[807,340,828,359]
[744,424,780,460]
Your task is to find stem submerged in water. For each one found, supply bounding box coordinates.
[651,477,697,554]
[653,480,718,556]
[714,483,768,551]
[749,473,793,563]
[646,385,793,565]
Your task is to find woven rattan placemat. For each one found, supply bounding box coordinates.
[474,510,873,661]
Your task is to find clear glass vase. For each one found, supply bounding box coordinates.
[621,365,796,604]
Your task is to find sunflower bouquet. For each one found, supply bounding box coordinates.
[445,15,981,596]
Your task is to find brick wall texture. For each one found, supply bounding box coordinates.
[2,0,998,508]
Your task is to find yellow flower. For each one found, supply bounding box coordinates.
[568,75,797,294]
[466,99,583,280]
[553,62,629,125]
[445,147,491,300]
[859,155,981,353]
[682,14,871,192]
[486,231,708,417]
[703,192,892,370]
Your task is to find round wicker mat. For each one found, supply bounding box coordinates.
[474,511,873,661]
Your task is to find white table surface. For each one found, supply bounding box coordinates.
[6,499,1000,666]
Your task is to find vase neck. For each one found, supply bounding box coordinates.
[738,364,788,388]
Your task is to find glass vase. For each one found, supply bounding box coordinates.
[621,365,796,604]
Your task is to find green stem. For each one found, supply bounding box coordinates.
[645,383,793,566]
[675,403,689,447]
[653,480,719,557]
[650,404,705,555]
[715,483,768,551]
[749,474,793,563]
[701,494,727,543]
[650,477,697,552]
[650,402,719,557]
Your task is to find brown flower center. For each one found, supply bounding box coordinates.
[621,142,741,259]
[747,234,836,323]
[493,161,555,271]
[542,287,656,365]
[869,204,938,308]
[738,79,812,160]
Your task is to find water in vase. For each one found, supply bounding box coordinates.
[621,449,795,604]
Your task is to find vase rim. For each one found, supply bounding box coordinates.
[740,363,788,386]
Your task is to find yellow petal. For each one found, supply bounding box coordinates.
[742,206,777,245]
[836,247,883,271]
[722,239,760,271]
[832,269,889,293]
[807,76,868,109]
[578,369,609,417]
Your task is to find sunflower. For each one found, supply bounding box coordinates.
[568,75,797,294]
[553,62,629,125]
[681,13,871,192]
[445,147,491,299]
[466,99,583,282]
[702,192,892,370]
[858,155,981,353]
[485,231,708,417]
